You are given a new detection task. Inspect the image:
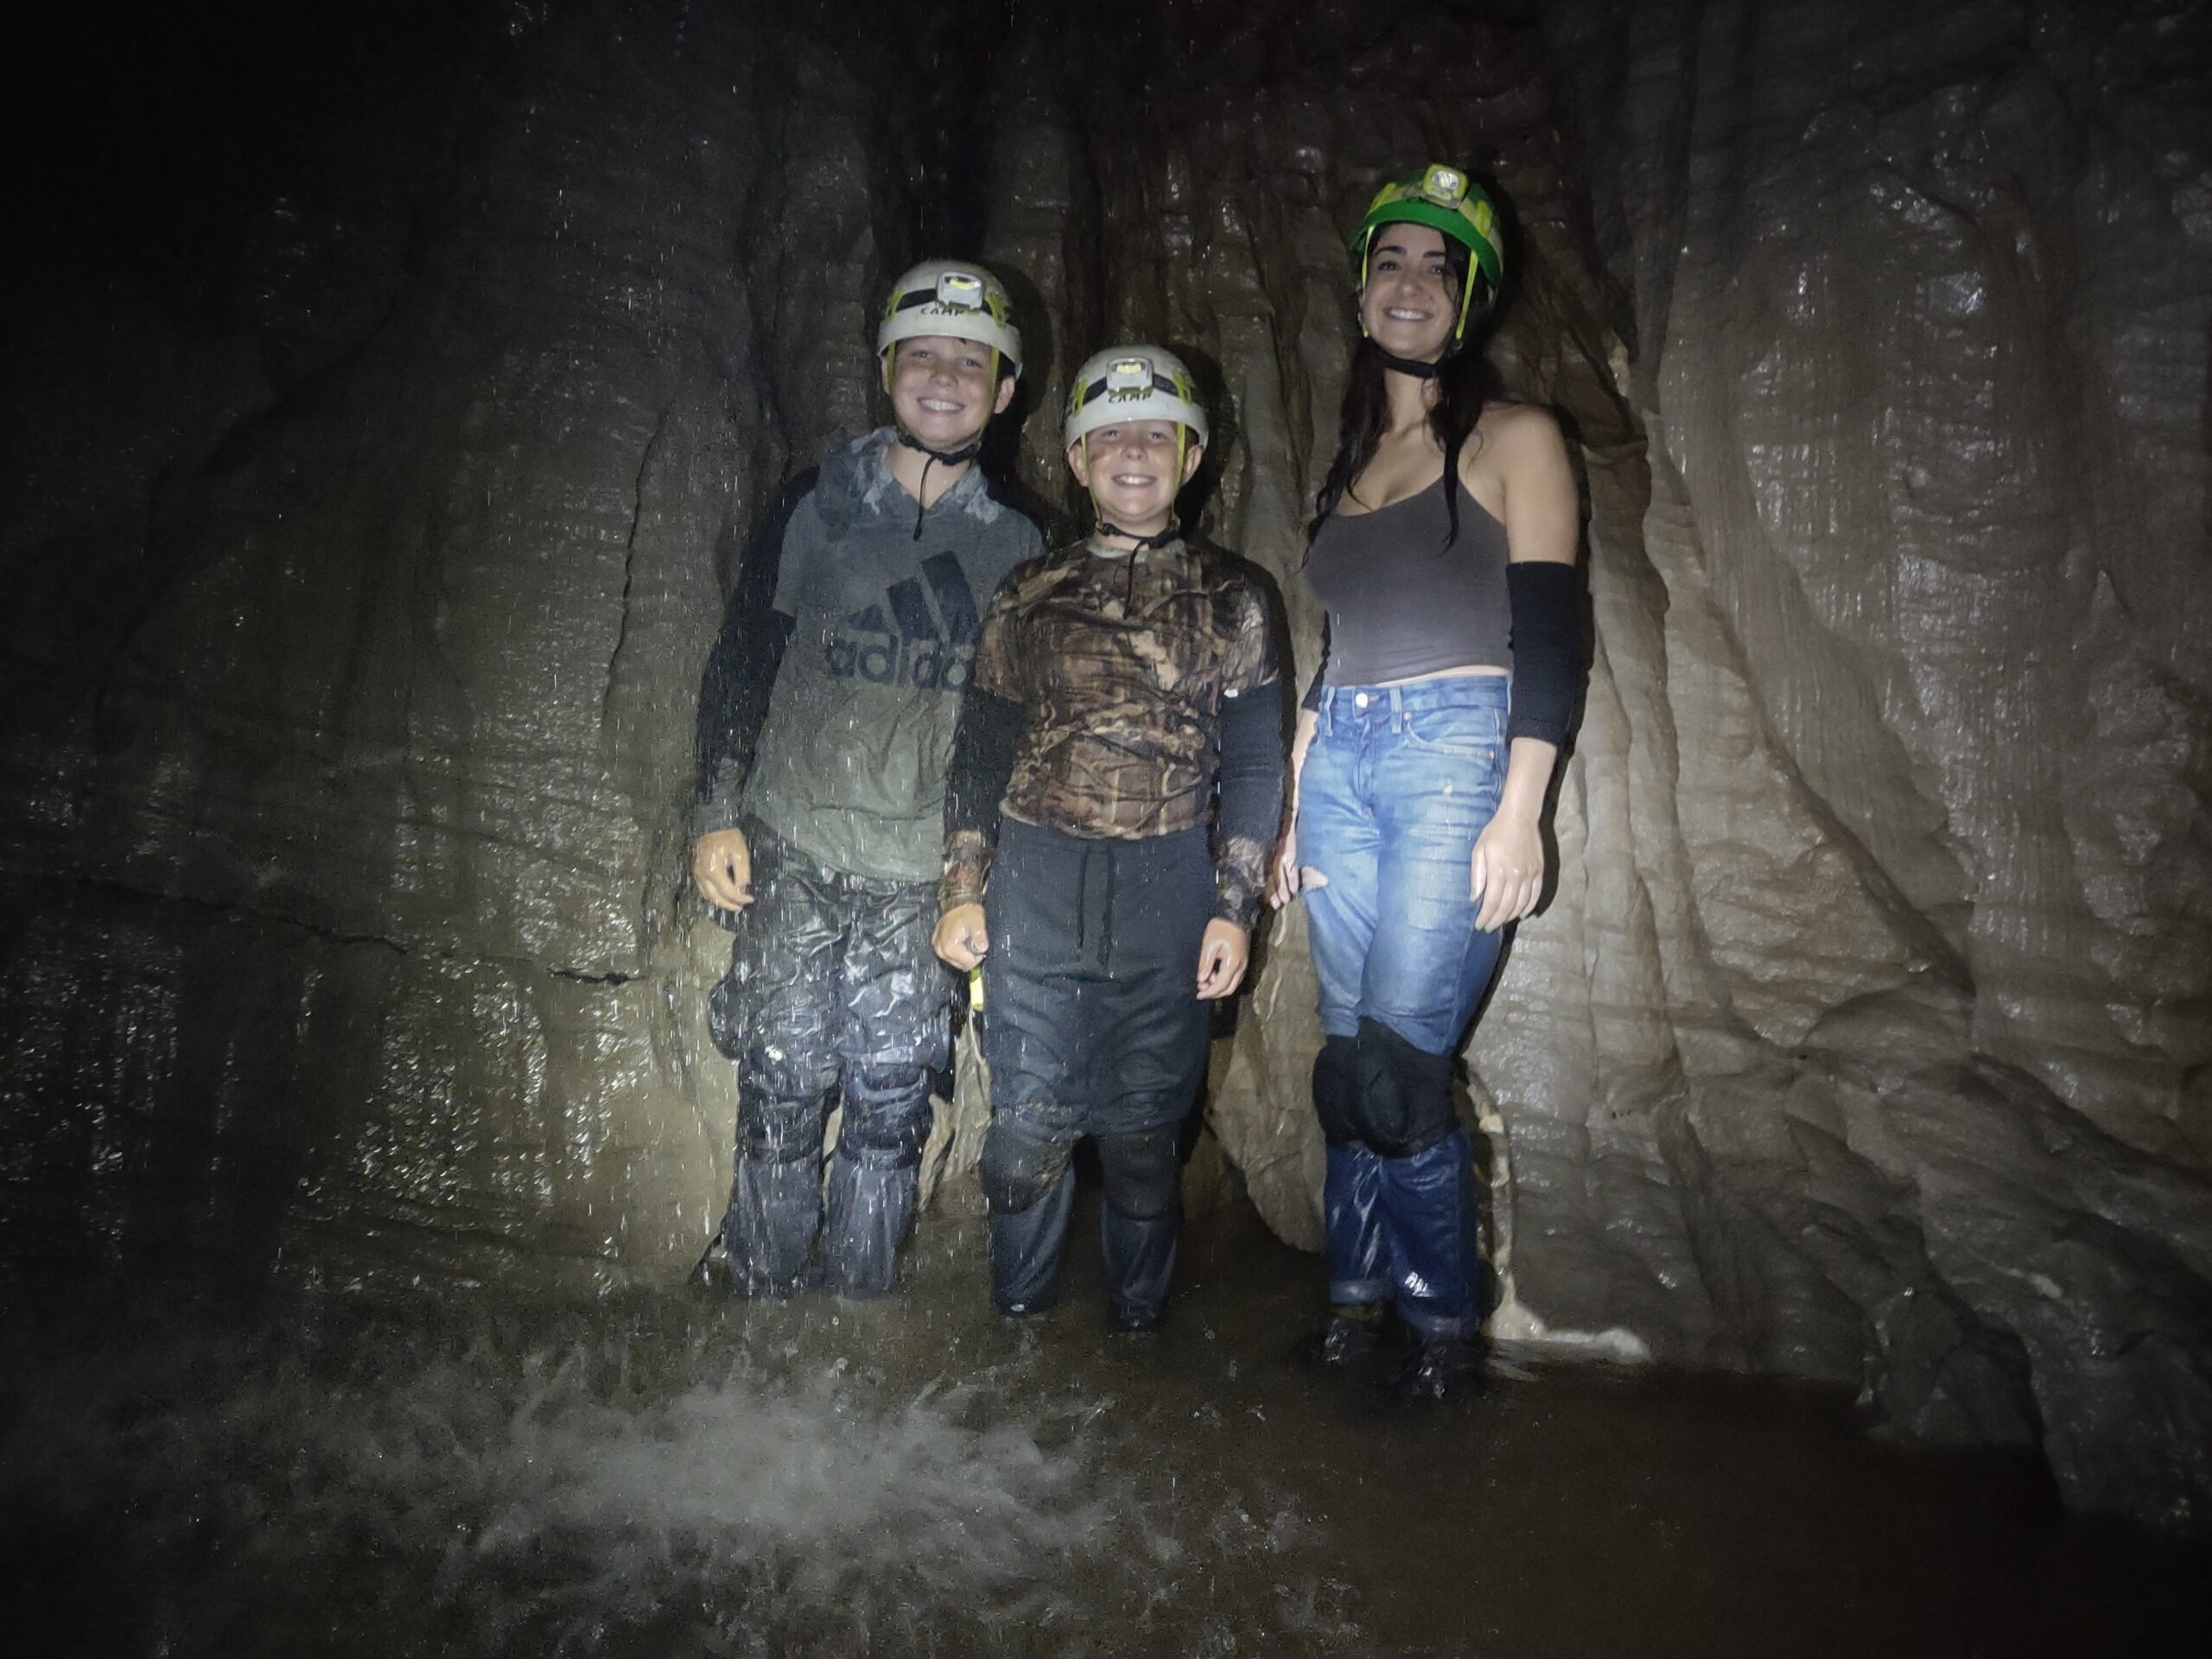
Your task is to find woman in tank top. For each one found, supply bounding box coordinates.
[1268,163,1583,1396]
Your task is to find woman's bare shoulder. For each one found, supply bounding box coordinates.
[1474,398,1565,453]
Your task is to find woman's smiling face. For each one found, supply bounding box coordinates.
[1359,221,1460,362]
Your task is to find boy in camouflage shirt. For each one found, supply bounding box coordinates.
[935,346,1285,1331]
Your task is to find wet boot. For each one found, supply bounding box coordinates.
[819,1145,918,1299]
[1101,1202,1178,1332]
[1097,1125,1182,1333]
[728,1086,834,1295]
[988,1166,1075,1315]
[1389,1333,1488,1402]
[818,1061,933,1298]
[1294,1300,1387,1369]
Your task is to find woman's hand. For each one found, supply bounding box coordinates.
[1470,807,1544,931]
[1195,918,1250,1000]
[691,827,753,911]
[1267,820,1300,908]
[933,903,990,971]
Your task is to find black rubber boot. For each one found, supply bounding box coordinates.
[1294,1301,1388,1370]
[1389,1334,1488,1402]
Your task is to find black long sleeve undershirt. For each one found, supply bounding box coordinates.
[938,685,1026,908]
[691,468,817,835]
[1212,680,1288,927]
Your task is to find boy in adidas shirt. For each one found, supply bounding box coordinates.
[690,261,1042,1297]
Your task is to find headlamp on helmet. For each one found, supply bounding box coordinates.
[1422,164,1466,205]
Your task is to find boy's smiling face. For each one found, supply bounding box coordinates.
[888,334,1014,452]
[1068,420,1202,537]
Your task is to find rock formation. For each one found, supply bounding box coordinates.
[2,0,2205,1530]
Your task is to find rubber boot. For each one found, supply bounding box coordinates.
[988,1167,1075,1316]
[819,1145,918,1298]
[1101,1202,1179,1332]
[1376,1128,1482,1341]
[1294,1300,1388,1370]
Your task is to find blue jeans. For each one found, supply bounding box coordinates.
[1299,677,1510,1338]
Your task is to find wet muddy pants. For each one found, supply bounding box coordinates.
[1298,679,1511,1340]
[710,824,953,1296]
[977,821,1213,1325]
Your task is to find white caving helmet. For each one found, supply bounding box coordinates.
[1062,344,1208,451]
[877,259,1023,386]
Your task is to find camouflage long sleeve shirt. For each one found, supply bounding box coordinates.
[941,535,1281,925]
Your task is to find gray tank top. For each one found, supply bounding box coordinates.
[1305,476,1512,686]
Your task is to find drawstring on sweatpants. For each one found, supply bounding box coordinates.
[1071,842,1119,970]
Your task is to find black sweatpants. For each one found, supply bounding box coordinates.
[977,819,1213,1323]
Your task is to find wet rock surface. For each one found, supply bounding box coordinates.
[2,0,2207,1534]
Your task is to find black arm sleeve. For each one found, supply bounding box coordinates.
[691,469,816,833]
[1212,679,1288,928]
[939,686,1025,908]
[1504,561,1583,747]
[1300,617,1331,713]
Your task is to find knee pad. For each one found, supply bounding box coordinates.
[1351,1017,1459,1158]
[739,1085,830,1165]
[741,1041,836,1107]
[1312,1035,1361,1147]
[836,1061,934,1165]
[979,1119,1075,1217]
[1096,1127,1181,1221]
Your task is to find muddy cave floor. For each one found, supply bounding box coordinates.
[4,1188,2206,1659]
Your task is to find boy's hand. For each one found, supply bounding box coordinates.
[1194,918,1249,1001]
[692,828,754,911]
[933,903,990,971]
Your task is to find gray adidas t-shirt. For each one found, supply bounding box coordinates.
[741,429,1041,883]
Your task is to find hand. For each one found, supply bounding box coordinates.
[692,827,754,911]
[1470,809,1544,931]
[933,902,990,971]
[1194,918,1250,1001]
[1267,820,1300,909]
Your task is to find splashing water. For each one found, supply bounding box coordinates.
[2,1286,1357,1659]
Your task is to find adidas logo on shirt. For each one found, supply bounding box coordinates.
[824,551,982,692]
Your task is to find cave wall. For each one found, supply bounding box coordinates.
[1,0,2206,1529]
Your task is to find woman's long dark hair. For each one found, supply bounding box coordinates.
[1307,247,1496,552]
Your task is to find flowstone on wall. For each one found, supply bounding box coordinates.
[1,0,2205,1531]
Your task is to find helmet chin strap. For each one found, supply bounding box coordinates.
[1091,516,1182,551]
[895,431,983,540]
[1373,345,1445,378]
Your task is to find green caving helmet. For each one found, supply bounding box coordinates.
[1350,163,1505,344]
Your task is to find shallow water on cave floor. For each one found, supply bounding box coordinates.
[5,1198,2205,1659]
